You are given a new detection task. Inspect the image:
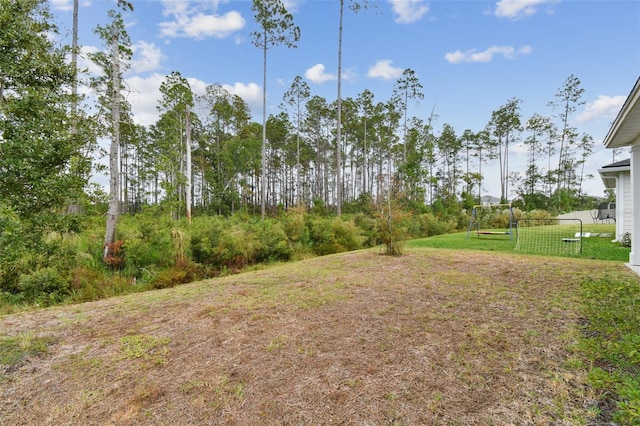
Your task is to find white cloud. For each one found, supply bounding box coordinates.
[282,0,301,14]
[124,74,263,126]
[444,45,532,63]
[125,73,166,126]
[222,82,263,112]
[130,41,165,73]
[388,0,430,24]
[494,0,557,20]
[367,60,403,80]
[50,0,92,12]
[50,0,74,11]
[305,64,336,84]
[576,95,626,123]
[159,0,245,40]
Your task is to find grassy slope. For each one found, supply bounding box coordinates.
[0,244,636,425]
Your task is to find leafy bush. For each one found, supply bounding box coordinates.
[307,217,364,256]
[413,212,451,237]
[254,220,293,263]
[118,215,176,275]
[353,213,378,246]
[18,267,70,306]
[282,208,309,245]
[377,209,409,256]
[151,264,200,289]
[190,217,226,265]
[216,225,257,270]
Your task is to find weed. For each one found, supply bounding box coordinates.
[266,335,287,352]
[0,332,52,370]
[118,334,170,364]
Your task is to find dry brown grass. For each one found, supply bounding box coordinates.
[0,247,634,425]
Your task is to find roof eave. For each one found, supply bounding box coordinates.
[603,77,640,149]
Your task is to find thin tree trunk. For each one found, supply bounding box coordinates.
[261,31,267,219]
[336,0,344,216]
[185,104,192,224]
[103,31,120,261]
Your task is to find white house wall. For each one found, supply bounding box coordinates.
[630,145,640,266]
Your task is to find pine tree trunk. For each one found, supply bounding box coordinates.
[103,30,120,261]
[185,104,192,224]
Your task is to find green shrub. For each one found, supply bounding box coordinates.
[353,213,378,247]
[117,215,176,275]
[254,220,293,263]
[190,217,225,265]
[414,212,451,237]
[216,225,257,270]
[306,217,334,255]
[377,209,408,256]
[283,208,309,244]
[151,264,200,289]
[330,218,364,251]
[18,267,70,306]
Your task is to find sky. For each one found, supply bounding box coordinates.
[49,0,640,200]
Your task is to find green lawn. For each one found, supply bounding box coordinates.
[407,224,630,262]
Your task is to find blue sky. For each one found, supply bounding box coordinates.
[50,0,640,199]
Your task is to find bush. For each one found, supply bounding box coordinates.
[254,220,293,263]
[18,267,70,306]
[151,264,200,289]
[190,217,226,265]
[118,215,176,275]
[413,212,451,237]
[216,225,257,270]
[307,217,364,256]
[353,213,378,247]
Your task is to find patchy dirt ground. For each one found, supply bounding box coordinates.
[0,248,634,425]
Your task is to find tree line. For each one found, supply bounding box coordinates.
[1,0,599,265]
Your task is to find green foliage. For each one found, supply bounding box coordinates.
[253,220,293,263]
[0,0,86,235]
[151,264,200,289]
[411,212,452,237]
[353,213,378,246]
[282,208,310,247]
[377,208,408,256]
[118,215,175,275]
[18,267,70,306]
[307,216,364,256]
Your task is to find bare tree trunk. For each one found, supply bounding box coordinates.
[336,0,344,216]
[103,31,120,261]
[261,33,267,219]
[185,104,192,224]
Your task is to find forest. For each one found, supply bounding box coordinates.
[0,0,612,309]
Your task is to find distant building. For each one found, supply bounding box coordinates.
[480,195,502,206]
